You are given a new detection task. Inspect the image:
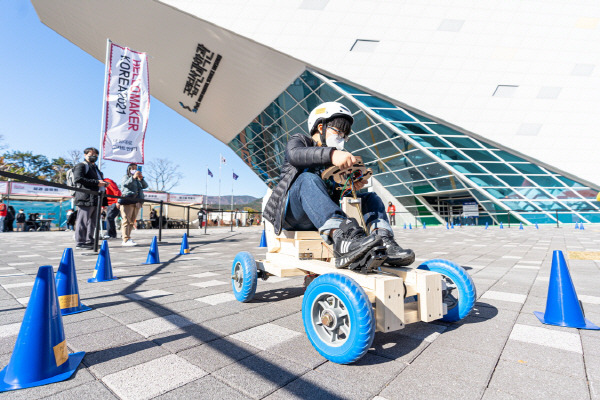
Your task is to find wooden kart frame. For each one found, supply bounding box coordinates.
[259,197,447,333]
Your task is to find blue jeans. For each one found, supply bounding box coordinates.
[283,172,392,241]
[0,216,5,232]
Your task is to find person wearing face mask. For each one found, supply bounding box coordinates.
[73,147,107,249]
[263,102,414,269]
[119,163,148,246]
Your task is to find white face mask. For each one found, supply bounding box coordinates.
[326,135,345,151]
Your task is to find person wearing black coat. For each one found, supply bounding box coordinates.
[3,206,15,232]
[73,147,106,249]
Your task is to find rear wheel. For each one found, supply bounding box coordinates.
[418,259,476,322]
[231,252,257,302]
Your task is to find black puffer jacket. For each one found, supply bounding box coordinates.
[73,161,104,207]
[263,133,335,234]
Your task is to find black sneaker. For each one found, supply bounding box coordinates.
[377,229,415,266]
[75,243,93,250]
[332,218,383,269]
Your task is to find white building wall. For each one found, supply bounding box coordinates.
[165,0,600,186]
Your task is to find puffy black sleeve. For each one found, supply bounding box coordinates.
[285,134,334,169]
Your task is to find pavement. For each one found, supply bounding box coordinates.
[0,225,599,399]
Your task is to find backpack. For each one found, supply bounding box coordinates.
[66,163,89,196]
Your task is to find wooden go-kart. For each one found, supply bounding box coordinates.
[231,158,476,364]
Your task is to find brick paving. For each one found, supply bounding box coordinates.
[0,225,599,399]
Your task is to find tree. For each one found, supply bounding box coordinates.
[1,151,53,179]
[145,158,183,192]
[51,157,71,184]
[66,149,82,167]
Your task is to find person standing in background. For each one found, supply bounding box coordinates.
[16,209,26,232]
[5,206,15,232]
[0,199,7,233]
[387,201,396,226]
[73,147,106,249]
[120,163,148,246]
[103,177,121,239]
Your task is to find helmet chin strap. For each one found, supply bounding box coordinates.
[320,121,328,147]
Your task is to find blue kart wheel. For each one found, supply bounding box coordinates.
[418,259,476,322]
[231,252,257,302]
[302,273,375,364]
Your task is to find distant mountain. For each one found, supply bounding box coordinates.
[205,195,260,207]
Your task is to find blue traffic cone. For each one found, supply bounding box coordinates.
[534,251,599,330]
[180,233,190,255]
[403,223,406,229]
[500,222,503,229]
[55,249,91,316]
[575,222,580,229]
[446,222,449,230]
[535,223,539,229]
[451,222,454,229]
[580,223,585,230]
[423,222,426,229]
[0,266,85,392]
[88,241,117,282]
[259,230,267,248]
[409,223,412,230]
[485,222,488,229]
[519,222,524,230]
[144,236,161,264]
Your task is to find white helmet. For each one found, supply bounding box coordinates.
[307,102,354,136]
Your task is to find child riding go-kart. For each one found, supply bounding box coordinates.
[231,102,476,364]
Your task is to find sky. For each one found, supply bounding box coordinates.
[0,1,268,199]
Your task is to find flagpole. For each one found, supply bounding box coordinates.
[231,170,234,210]
[218,154,222,213]
[98,38,111,171]
[205,165,208,211]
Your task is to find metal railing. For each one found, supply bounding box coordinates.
[0,171,261,252]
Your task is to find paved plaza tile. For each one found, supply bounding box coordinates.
[0,226,599,398]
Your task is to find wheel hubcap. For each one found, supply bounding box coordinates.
[441,275,459,310]
[232,263,243,290]
[311,293,350,346]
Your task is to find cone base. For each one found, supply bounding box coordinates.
[0,351,85,392]
[87,277,118,283]
[534,311,600,330]
[60,304,92,316]
[143,260,161,265]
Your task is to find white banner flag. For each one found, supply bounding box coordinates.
[10,182,71,197]
[102,41,150,164]
[0,181,8,194]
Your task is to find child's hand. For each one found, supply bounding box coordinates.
[331,150,357,169]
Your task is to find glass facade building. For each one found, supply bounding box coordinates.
[229,70,600,226]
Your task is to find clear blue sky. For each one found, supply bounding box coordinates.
[0,0,267,199]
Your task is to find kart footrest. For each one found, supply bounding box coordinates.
[348,246,388,274]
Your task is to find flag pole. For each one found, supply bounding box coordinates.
[231,169,235,228]
[218,154,222,213]
[98,38,111,171]
[205,165,208,211]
